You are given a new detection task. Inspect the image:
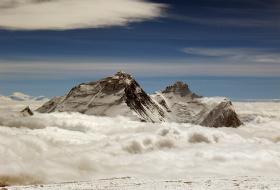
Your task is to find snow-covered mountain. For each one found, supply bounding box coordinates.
[151,81,242,127]
[37,71,242,127]
[37,71,165,122]
[9,92,47,101]
[9,92,32,101]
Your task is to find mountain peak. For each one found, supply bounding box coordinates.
[109,71,134,85]
[20,106,34,117]
[37,72,241,128]
[37,71,165,122]
[9,92,48,101]
[10,92,31,101]
[162,81,191,96]
[114,71,133,78]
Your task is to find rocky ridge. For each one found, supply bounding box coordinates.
[37,71,165,122]
[37,71,242,127]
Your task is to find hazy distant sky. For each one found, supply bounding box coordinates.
[0,0,280,99]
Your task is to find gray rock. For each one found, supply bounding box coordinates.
[200,101,242,128]
[162,81,201,98]
[20,106,34,117]
[36,96,64,113]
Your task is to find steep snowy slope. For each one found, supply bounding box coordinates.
[37,71,165,122]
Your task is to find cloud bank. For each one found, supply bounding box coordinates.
[0,0,165,30]
[0,98,280,185]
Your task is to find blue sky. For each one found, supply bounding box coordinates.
[0,0,280,99]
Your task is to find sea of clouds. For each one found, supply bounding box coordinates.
[0,96,280,186]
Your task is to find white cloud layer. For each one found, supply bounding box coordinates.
[0,0,165,30]
[0,97,280,185]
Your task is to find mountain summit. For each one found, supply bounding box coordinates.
[37,71,242,127]
[37,71,165,122]
[162,81,201,98]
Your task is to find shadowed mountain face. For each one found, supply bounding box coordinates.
[37,71,242,127]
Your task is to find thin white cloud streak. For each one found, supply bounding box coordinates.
[168,14,278,28]
[1,61,280,79]
[183,48,250,57]
[2,47,280,78]
[183,47,280,64]
[0,0,166,30]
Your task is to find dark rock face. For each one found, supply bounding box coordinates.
[37,71,242,128]
[163,81,191,96]
[200,101,242,128]
[123,77,165,122]
[20,106,34,117]
[162,81,201,98]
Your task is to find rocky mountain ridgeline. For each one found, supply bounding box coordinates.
[36,71,242,127]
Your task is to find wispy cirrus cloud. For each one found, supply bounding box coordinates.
[183,47,280,64]
[0,0,166,30]
[167,0,280,29]
[1,59,280,79]
[168,14,278,28]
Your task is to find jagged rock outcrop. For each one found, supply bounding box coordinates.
[162,81,201,98]
[37,71,165,122]
[37,71,242,127]
[200,101,242,128]
[20,106,34,117]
